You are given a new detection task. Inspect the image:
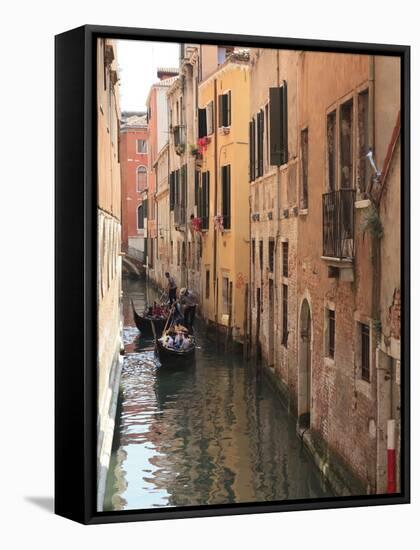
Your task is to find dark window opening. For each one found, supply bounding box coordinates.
[268,239,275,272]
[269,82,288,166]
[205,270,210,299]
[358,90,370,196]
[137,204,144,229]
[198,108,207,138]
[282,284,288,347]
[282,242,289,277]
[201,171,210,229]
[340,99,353,189]
[361,323,370,382]
[218,91,231,127]
[327,110,336,191]
[259,240,264,276]
[222,164,231,229]
[328,309,335,358]
[301,128,309,209]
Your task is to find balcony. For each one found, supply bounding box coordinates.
[322,189,355,261]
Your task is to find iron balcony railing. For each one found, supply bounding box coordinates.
[322,189,356,259]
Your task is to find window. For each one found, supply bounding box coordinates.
[136,166,147,192]
[170,240,173,263]
[340,99,353,189]
[360,323,370,382]
[257,110,264,178]
[218,91,231,127]
[252,239,255,266]
[222,277,229,315]
[327,110,336,191]
[198,108,207,138]
[221,165,231,229]
[327,309,335,358]
[137,139,147,154]
[269,82,288,166]
[148,238,154,268]
[201,171,210,229]
[205,270,210,299]
[206,101,214,135]
[282,242,289,277]
[177,241,180,266]
[195,171,200,206]
[300,128,309,209]
[169,172,175,211]
[282,284,288,346]
[268,239,274,272]
[137,204,144,229]
[259,240,263,276]
[249,118,256,182]
[358,90,370,195]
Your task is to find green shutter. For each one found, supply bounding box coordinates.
[269,87,282,166]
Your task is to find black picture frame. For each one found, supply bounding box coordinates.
[55,24,410,525]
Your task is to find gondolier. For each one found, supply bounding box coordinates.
[179,287,198,330]
[165,272,177,304]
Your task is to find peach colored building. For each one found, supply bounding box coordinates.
[96,38,123,510]
[120,112,148,263]
[145,69,178,274]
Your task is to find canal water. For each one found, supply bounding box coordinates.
[104,277,333,511]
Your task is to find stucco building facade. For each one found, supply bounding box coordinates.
[96,38,123,509]
[120,111,148,263]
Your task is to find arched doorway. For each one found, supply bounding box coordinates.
[298,299,312,430]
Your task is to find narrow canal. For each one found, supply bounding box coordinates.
[104,277,333,511]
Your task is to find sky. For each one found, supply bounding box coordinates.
[116,39,180,112]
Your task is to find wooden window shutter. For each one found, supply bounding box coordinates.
[195,171,199,206]
[218,94,223,127]
[206,101,214,135]
[169,172,175,210]
[249,121,253,182]
[198,108,207,138]
[281,81,288,165]
[227,91,231,126]
[269,87,282,165]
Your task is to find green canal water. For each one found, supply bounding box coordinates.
[104,277,333,511]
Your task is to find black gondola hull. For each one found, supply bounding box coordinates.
[155,339,195,367]
[131,300,168,337]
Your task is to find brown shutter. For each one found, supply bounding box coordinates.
[269,87,282,166]
[218,94,223,127]
[249,121,253,182]
[227,91,231,126]
[281,81,288,165]
[198,108,207,138]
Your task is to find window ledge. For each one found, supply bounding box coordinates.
[355,199,372,209]
[321,256,354,266]
[324,356,335,368]
[299,208,308,216]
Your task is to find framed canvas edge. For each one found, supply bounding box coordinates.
[55,24,411,526]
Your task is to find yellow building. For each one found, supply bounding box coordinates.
[197,52,250,342]
[96,38,123,510]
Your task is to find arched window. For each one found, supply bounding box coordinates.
[137,166,147,192]
[137,204,144,230]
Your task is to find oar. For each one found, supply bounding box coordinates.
[162,303,176,335]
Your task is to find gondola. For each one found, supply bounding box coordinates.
[131,299,168,338]
[155,327,196,367]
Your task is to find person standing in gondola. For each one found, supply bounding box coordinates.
[179,287,198,331]
[165,272,177,304]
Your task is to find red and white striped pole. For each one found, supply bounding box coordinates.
[387,419,396,493]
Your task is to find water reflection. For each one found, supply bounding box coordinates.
[104,277,332,511]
